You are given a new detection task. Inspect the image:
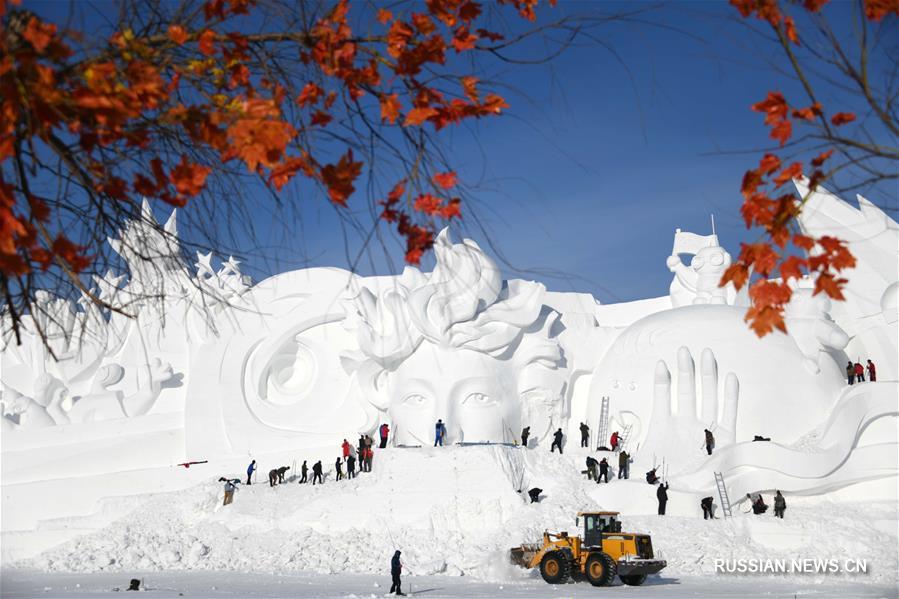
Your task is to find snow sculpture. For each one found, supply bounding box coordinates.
[784,278,850,374]
[666,229,733,307]
[343,229,566,446]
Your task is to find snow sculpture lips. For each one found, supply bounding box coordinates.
[343,228,566,446]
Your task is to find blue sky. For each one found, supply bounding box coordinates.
[30,1,897,303]
[237,0,894,303]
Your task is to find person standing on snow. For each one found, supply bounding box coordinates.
[550,428,564,454]
[434,419,447,446]
[341,439,351,461]
[299,460,308,484]
[657,481,669,515]
[312,460,323,485]
[704,429,715,455]
[380,423,390,448]
[598,457,610,483]
[618,450,630,479]
[390,550,405,596]
[867,359,877,382]
[335,457,344,481]
[347,454,356,478]
[520,426,530,448]
[854,361,865,382]
[585,456,598,481]
[701,496,714,520]
[365,445,374,471]
[773,491,786,519]
[579,422,589,447]
[846,360,855,384]
[610,431,620,451]
[246,460,256,485]
[222,478,239,506]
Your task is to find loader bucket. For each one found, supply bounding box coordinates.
[510,544,539,568]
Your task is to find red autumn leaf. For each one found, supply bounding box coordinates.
[198,29,217,56]
[771,119,792,146]
[310,110,332,126]
[864,0,898,20]
[792,233,815,251]
[404,106,439,126]
[758,153,781,175]
[169,155,211,197]
[414,193,442,215]
[779,255,806,281]
[813,272,846,301]
[751,92,788,121]
[269,155,314,191]
[452,26,478,52]
[803,0,829,12]
[811,149,834,167]
[461,76,479,103]
[380,93,401,124]
[745,304,787,336]
[784,16,799,45]
[23,17,56,53]
[439,198,461,219]
[773,162,803,187]
[320,149,363,205]
[721,263,750,290]
[412,13,436,35]
[791,102,821,121]
[830,112,856,126]
[377,8,393,24]
[168,24,189,45]
[432,171,458,189]
[51,235,92,273]
[297,82,323,107]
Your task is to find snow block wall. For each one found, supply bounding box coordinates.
[2,183,897,570]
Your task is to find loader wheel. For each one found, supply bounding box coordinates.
[539,552,570,584]
[585,552,616,587]
[620,574,647,586]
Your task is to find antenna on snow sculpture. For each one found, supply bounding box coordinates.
[710,214,716,237]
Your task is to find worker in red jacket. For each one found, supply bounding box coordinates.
[341,439,351,460]
[854,362,865,382]
[379,423,390,448]
[610,431,620,451]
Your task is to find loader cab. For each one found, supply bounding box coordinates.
[577,511,621,547]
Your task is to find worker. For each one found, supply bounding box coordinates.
[347,454,356,479]
[773,491,786,519]
[701,496,714,520]
[704,429,715,455]
[598,457,610,483]
[618,450,630,479]
[585,456,598,481]
[335,457,344,481]
[550,428,564,454]
[434,419,447,446]
[657,481,669,515]
[246,459,256,485]
[379,423,390,448]
[528,487,542,503]
[299,460,308,484]
[854,361,865,382]
[390,550,405,596]
[748,493,768,514]
[646,468,659,484]
[867,359,877,382]
[520,426,530,448]
[579,422,589,447]
[221,477,238,506]
[363,445,373,472]
[341,439,351,460]
[846,360,855,384]
[312,460,323,485]
[610,431,619,451]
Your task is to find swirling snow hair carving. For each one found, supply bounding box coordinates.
[344,228,553,366]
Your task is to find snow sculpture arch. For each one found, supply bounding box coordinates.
[342,229,567,446]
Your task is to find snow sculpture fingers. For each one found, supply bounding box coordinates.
[719,372,739,445]
[700,348,718,425]
[677,346,697,423]
[653,359,672,421]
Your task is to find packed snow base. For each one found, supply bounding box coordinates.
[13,445,897,589]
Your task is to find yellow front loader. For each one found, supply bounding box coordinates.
[510,511,666,586]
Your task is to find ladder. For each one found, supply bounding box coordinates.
[714,471,733,518]
[596,396,610,448]
[618,423,634,453]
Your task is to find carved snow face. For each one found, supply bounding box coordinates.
[690,246,731,274]
[385,342,519,445]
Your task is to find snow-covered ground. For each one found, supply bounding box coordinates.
[3,444,896,597]
[2,569,897,598]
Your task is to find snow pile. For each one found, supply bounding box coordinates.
[15,445,897,586]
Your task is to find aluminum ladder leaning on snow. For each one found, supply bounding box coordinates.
[596,396,610,449]
[618,422,634,453]
[714,471,733,518]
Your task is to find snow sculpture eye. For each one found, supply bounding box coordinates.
[462,392,496,407]
[401,393,428,407]
[628,382,636,391]
[691,256,705,269]
[710,252,724,266]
